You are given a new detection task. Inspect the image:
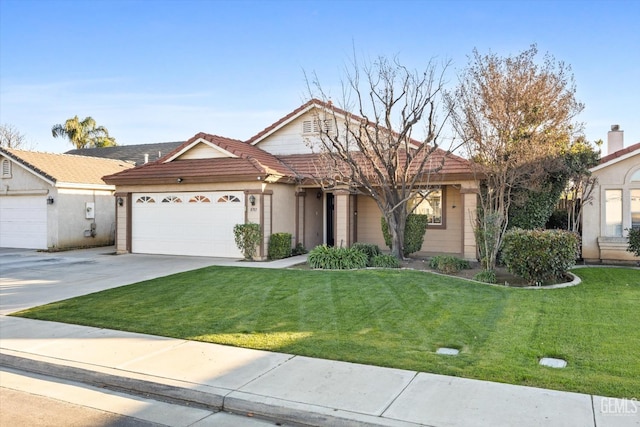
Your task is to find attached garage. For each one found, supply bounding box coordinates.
[0,195,47,249]
[131,191,244,257]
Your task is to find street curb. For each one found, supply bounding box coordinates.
[0,351,419,427]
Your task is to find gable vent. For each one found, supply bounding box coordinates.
[303,119,334,134]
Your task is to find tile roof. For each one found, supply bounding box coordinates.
[103,133,297,185]
[65,141,184,165]
[598,142,640,165]
[1,147,134,185]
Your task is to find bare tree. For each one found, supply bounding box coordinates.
[307,55,454,259]
[0,124,32,149]
[448,45,584,271]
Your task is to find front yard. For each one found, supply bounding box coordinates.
[12,266,639,398]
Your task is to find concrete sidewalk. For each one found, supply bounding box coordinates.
[2,316,637,427]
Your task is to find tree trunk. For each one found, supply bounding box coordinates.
[386,209,406,260]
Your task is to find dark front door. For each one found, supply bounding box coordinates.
[326,193,335,246]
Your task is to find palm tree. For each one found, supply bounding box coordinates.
[51,116,117,149]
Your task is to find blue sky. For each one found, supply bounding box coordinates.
[1,0,638,154]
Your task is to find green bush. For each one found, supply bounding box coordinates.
[307,245,368,270]
[233,223,262,260]
[473,269,497,284]
[501,228,579,285]
[372,254,401,268]
[628,228,640,257]
[268,233,292,260]
[429,255,470,274]
[292,242,308,256]
[351,242,381,266]
[381,214,429,256]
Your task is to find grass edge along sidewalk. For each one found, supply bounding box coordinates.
[12,266,640,399]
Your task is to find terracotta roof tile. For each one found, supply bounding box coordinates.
[1,147,133,185]
[599,142,640,165]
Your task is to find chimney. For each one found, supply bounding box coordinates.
[144,153,149,164]
[607,125,624,155]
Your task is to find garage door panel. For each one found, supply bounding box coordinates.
[0,196,47,249]
[132,192,244,258]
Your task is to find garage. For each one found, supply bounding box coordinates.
[131,192,244,257]
[0,195,47,249]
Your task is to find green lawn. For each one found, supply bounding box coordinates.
[12,266,640,398]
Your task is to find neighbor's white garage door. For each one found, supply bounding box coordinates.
[0,195,47,249]
[132,192,244,257]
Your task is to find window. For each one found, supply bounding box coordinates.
[136,196,155,203]
[217,195,241,203]
[410,189,443,226]
[631,170,640,182]
[162,196,182,203]
[604,189,623,237]
[189,195,211,203]
[632,189,640,229]
[1,159,10,178]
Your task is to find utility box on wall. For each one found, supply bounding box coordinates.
[85,202,95,219]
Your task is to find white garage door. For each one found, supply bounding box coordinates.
[0,196,47,249]
[132,192,244,257]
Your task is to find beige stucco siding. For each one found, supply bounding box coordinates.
[355,186,465,255]
[582,152,640,263]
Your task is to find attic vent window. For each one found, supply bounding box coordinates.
[302,119,333,135]
[1,159,10,178]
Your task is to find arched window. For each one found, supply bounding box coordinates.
[631,169,640,182]
[136,196,155,203]
[162,196,182,203]
[189,195,211,203]
[217,195,241,203]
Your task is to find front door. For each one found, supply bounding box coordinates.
[326,193,335,246]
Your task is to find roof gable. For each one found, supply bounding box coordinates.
[164,138,239,161]
[592,142,640,172]
[1,147,133,186]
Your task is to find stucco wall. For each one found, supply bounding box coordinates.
[355,186,464,256]
[582,153,640,263]
[55,189,116,248]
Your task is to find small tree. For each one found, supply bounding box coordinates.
[233,223,261,260]
[448,45,584,271]
[52,116,116,149]
[0,124,32,149]
[307,54,456,259]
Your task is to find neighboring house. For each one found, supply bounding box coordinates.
[0,148,133,250]
[582,126,640,263]
[66,141,184,166]
[103,100,478,260]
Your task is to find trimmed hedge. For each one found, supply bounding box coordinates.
[628,228,640,257]
[233,223,261,260]
[381,214,429,256]
[268,232,292,260]
[372,254,401,268]
[307,245,368,270]
[429,255,470,274]
[501,228,579,285]
[351,242,382,266]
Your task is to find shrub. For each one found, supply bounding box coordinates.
[473,269,497,284]
[268,232,292,260]
[307,245,368,270]
[351,242,381,266]
[233,223,262,260]
[381,214,429,256]
[292,242,308,256]
[372,254,401,268]
[628,228,640,257]
[501,228,579,285]
[429,255,470,274]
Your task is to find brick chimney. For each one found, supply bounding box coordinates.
[607,125,624,155]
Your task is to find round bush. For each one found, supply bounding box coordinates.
[372,254,401,268]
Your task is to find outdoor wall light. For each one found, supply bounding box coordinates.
[117,197,124,207]
[249,195,256,206]
[47,196,54,205]
[176,177,183,183]
[316,191,322,199]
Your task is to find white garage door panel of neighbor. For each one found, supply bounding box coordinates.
[0,196,47,249]
[132,192,244,257]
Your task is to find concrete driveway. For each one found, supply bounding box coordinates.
[0,247,235,316]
